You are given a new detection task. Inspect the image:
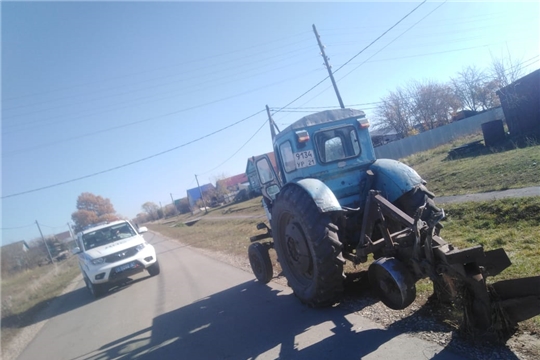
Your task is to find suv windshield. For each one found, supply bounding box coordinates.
[82,223,137,250]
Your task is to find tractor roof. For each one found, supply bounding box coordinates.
[275,108,366,140]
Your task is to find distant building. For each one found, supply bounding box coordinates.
[452,110,479,122]
[216,173,249,192]
[186,183,216,208]
[370,127,400,147]
[1,240,30,274]
[216,173,250,203]
[246,152,278,194]
[497,69,540,137]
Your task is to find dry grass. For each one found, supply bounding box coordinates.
[1,256,81,349]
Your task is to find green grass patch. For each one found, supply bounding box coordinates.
[402,135,540,196]
[441,197,540,281]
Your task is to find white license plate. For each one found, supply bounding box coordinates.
[295,150,316,169]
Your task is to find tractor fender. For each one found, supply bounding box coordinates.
[369,159,425,203]
[281,178,342,213]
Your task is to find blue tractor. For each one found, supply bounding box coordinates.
[248,107,540,330]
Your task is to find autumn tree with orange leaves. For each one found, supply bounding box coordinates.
[71,192,119,232]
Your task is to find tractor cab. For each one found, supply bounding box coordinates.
[255,108,377,208]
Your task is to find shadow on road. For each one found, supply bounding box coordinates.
[1,274,152,331]
[76,280,475,360]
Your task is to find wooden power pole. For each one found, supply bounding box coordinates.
[313,24,345,109]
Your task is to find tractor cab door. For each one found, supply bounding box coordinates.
[255,155,281,203]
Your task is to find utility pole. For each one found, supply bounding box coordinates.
[195,174,208,214]
[313,24,345,109]
[67,222,75,239]
[170,193,178,217]
[36,220,55,266]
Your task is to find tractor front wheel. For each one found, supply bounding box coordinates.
[248,242,273,284]
[271,185,345,307]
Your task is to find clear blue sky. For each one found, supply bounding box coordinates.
[2,1,539,245]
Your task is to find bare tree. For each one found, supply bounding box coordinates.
[451,65,489,111]
[375,87,413,136]
[142,202,160,221]
[410,80,460,130]
[490,54,524,89]
[134,212,150,225]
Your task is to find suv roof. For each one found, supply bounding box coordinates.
[80,220,128,235]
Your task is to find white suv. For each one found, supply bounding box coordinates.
[75,220,159,298]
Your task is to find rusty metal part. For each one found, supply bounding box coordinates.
[354,190,540,329]
[490,276,540,325]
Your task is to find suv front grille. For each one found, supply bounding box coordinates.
[104,246,139,264]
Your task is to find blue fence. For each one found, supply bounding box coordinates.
[374,107,505,160]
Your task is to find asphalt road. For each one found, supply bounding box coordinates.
[16,231,466,360]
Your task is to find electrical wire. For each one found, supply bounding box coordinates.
[1,109,266,199]
[271,1,428,116]
[2,30,313,103]
[294,1,445,107]
[3,44,317,119]
[3,58,319,137]
[4,68,320,156]
[198,117,269,175]
[330,1,427,76]
[0,223,36,230]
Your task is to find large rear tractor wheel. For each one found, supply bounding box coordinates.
[395,184,442,226]
[248,242,273,284]
[271,185,345,307]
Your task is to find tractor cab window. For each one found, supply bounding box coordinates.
[279,141,296,173]
[256,157,274,184]
[315,126,361,163]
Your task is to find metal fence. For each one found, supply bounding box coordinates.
[374,107,505,160]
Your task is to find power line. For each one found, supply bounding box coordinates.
[293,1,443,107]
[1,109,266,199]
[198,117,269,175]
[2,30,313,103]
[330,1,428,76]
[271,1,428,115]
[3,44,317,119]
[336,1,446,83]
[2,56,319,135]
[271,102,381,110]
[0,223,36,230]
[4,68,320,156]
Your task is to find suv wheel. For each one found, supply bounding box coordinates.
[147,260,161,276]
[85,275,106,298]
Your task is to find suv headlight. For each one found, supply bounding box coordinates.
[91,257,105,265]
[135,242,146,251]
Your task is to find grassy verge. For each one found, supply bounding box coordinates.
[1,256,81,349]
[150,195,540,330]
[150,198,266,259]
[402,134,540,196]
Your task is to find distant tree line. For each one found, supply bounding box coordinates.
[374,56,525,136]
